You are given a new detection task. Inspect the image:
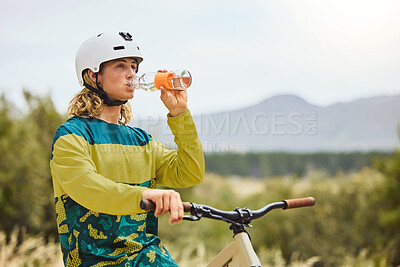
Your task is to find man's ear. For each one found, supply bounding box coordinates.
[87,69,97,83]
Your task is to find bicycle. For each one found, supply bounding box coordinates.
[141,197,316,267]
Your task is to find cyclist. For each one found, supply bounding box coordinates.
[50,32,205,266]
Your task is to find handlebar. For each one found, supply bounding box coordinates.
[140,200,192,213]
[140,197,315,225]
[283,197,315,209]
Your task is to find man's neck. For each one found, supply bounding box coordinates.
[96,105,121,124]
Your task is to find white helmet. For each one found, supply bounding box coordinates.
[75,32,143,86]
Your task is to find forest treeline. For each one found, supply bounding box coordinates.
[0,91,65,239]
[0,91,399,266]
[205,151,393,178]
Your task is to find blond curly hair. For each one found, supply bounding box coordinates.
[68,71,132,125]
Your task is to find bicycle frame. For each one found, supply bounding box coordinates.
[207,232,261,267]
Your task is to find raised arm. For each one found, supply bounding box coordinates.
[154,109,205,188]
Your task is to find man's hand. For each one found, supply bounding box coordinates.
[158,70,188,117]
[141,189,184,224]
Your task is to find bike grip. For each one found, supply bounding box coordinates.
[182,202,192,212]
[140,200,192,212]
[140,199,155,211]
[283,197,315,209]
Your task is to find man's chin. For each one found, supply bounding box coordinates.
[124,92,134,100]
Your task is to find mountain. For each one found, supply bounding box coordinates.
[131,94,400,152]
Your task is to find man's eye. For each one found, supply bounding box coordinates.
[117,64,124,68]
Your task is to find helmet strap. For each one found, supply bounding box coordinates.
[83,73,127,107]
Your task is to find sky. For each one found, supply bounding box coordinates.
[1,0,399,116]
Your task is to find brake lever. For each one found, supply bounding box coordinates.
[183,215,201,221]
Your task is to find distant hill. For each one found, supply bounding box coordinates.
[131,94,400,152]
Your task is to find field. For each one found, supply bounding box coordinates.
[1,169,398,266]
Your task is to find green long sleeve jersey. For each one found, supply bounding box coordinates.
[50,109,204,266]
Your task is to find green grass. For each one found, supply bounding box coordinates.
[1,169,396,266]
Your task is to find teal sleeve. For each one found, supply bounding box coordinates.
[154,109,205,188]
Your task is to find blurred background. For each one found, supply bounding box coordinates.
[0,0,399,266]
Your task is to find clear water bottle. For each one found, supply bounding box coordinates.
[129,70,192,92]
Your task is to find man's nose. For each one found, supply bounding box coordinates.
[127,68,136,79]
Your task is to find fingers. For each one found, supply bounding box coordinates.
[141,189,183,224]
[156,192,170,217]
[159,87,175,107]
[159,85,188,113]
[169,192,183,224]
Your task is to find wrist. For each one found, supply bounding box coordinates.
[141,189,151,200]
[169,107,187,117]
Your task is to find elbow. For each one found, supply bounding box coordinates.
[180,158,205,187]
[193,171,204,185]
[199,159,205,183]
[193,157,205,185]
[173,151,205,187]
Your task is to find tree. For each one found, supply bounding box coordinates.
[0,91,65,239]
[374,127,400,265]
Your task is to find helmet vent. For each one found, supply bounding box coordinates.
[113,46,125,51]
[119,32,133,41]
